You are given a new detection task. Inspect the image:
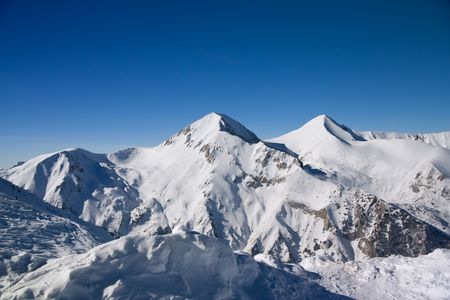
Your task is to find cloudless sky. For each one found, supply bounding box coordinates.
[1,0,450,167]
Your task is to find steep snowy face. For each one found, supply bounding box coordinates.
[271,115,450,234]
[0,178,111,291]
[0,148,142,236]
[1,232,347,300]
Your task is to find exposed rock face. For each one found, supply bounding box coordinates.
[282,190,450,261]
[339,191,450,258]
[243,187,450,264]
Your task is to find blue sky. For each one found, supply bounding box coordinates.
[1,0,450,167]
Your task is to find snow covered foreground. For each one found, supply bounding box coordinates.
[1,231,347,300]
[301,249,450,300]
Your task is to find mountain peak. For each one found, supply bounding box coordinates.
[302,114,365,144]
[269,114,365,154]
[175,112,260,144]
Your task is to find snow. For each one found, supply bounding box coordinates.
[269,115,364,154]
[359,130,450,149]
[1,231,347,300]
[108,113,337,257]
[2,113,449,265]
[1,112,449,299]
[0,148,143,236]
[301,249,450,300]
[0,178,111,291]
[270,115,450,234]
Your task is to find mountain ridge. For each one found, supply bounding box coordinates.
[2,112,449,264]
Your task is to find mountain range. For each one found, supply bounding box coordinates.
[1,113,449,299]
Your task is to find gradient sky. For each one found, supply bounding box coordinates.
[1,0,450,167]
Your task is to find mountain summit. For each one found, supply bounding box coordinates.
[270,114,365,154]
[163,112,260,146]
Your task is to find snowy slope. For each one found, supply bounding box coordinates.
[0,178,111,291]
[1,231,348,300]
[359,130,450,149]
[301,248,450,300]
[270,115,450,234]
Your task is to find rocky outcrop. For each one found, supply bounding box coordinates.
[272,189,450,262]
[340,191,450,257]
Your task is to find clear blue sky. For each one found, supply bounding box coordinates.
[1,0,450,167]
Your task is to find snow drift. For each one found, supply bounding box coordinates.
[1,231,347,300]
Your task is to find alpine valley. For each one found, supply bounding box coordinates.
[1,113,449,299]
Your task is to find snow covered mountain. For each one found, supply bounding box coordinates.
[108,113,449,262]
[1,112,450,299]
[0,148,146,237]
[2,113,449,263]
[271,115,450,234]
